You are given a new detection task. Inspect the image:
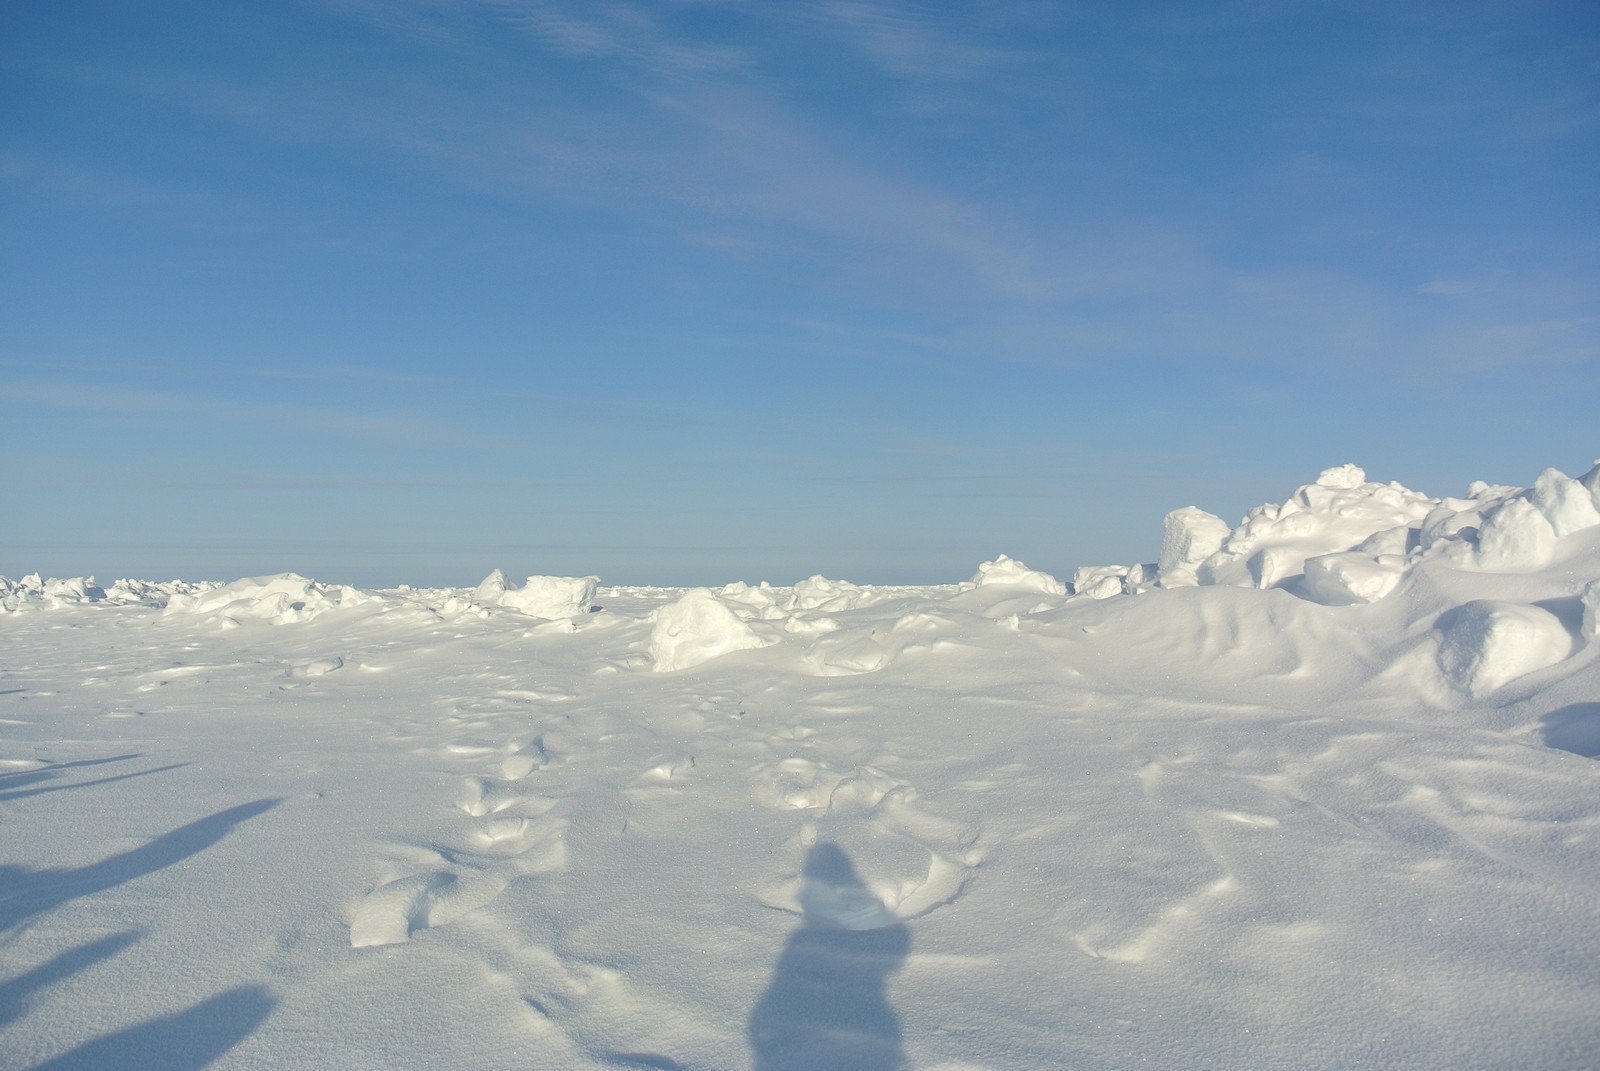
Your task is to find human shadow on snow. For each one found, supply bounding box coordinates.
[1541,702,1600,758]
[749,843,910,1071]
[0,763,190,804]
[0,754,144,793]
[0,931,143,1031]
[26,984,277,1071]
[0,797,282,934]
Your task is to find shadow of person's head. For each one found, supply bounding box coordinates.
[797,842,900,932]
[750,842,911,1070]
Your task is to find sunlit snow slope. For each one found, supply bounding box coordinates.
[3,461,1599,1069]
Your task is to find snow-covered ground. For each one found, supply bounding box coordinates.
[4,461,1599,1069]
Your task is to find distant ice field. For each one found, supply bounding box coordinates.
[3,460,1599,1069]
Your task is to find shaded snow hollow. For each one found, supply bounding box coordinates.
[3,458,1599,1069]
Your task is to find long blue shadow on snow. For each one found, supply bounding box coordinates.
[27,984,276,1071]
[0,754,144,792]
[0,763,190,804]
[749,843,909,1071]
[0,931,143,1031]
[0,798,282,934]
[1542,702,1600,758]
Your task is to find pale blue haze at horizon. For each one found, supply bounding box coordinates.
[3,0,1596,587]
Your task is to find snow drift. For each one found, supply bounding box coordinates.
[475,570,599,619]
[4,454,1599,1071]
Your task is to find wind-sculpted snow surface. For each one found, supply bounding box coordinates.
[649,587,771,671]
[1144,460,1600,604]
[474,570,600,619]
[3,457,1599,1069]
[967,553,1067,595]
[164,572,377,624]
[0,573,218,612]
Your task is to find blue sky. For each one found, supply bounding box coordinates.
[3,0,1597,587]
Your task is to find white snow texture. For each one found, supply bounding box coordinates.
[4,456,1600,1070]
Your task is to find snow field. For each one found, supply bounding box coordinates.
[3,458,1599,1068]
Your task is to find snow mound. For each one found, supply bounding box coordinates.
[1073,566,1130,600]
[804,626,891,676]
[1,574,102,610]
[164,573,376,624]
[1530,467,1600,538]
[1300,551,1406,606]
[1412,467,1598,574]
[1418,495,1493,553]
[102,577,215,607]
[650,588,770,671]
[1475,497,1559,571]
[1580,459,1600,507]
[491,573,599,619]
[968,554,1065,594]
[1435,600,1575,697]
[1158,506,1231,588]
[287,655,345,678]
[3,574,224,612]
[1115,460,1600,609]
[790,575,870,612]
[473,568,509,603]
[8,448,1600,1069]
[41,576,104,604]
[1198,465,1434,589]
[718,580,786,619]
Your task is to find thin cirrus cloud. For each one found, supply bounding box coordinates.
[0,357,447,391]
[785,0,1027,84]
[336,2,1596,380]
[417,5,1041,292]
[3,0,1595,587]
[1,378,512,454]
[58,2,1067,317]
[488,0,756,76]
[480,1,1054,295]
[27,0,1524,381]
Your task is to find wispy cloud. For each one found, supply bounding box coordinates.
[312,0,466,46]
[0,150,300,237]
[17,0,1594,389]
[2,379,512,452]
[486,0,755,77]
[786,0,1025,84]
[640,84,1054,300]
[9,1,1052,310]
[0,356,446,390]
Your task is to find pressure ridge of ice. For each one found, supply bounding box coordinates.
[3,456,1599,1070]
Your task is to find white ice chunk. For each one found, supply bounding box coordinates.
[1301,552,1406,606]
[719,580,784,617]
[650,588,768,671]
[1418,498,1491,552]
[1158,506,1231,588]
[164,573,375,624]
[1315,463,1367,490]
[1355,524,1413,557]
[474,568,508,603]
[969,555,1066,594]
[1197,467,1435,589]
[496,575,598,619]
[1578,459,1600,509]
[1436,600,1574,697]
[43,576,105,605]
[1529,468,1600,538]
[791,575,868,611]
[1476,497,1557,571]
[287,656,345,678]
[1073,566,1129,600]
